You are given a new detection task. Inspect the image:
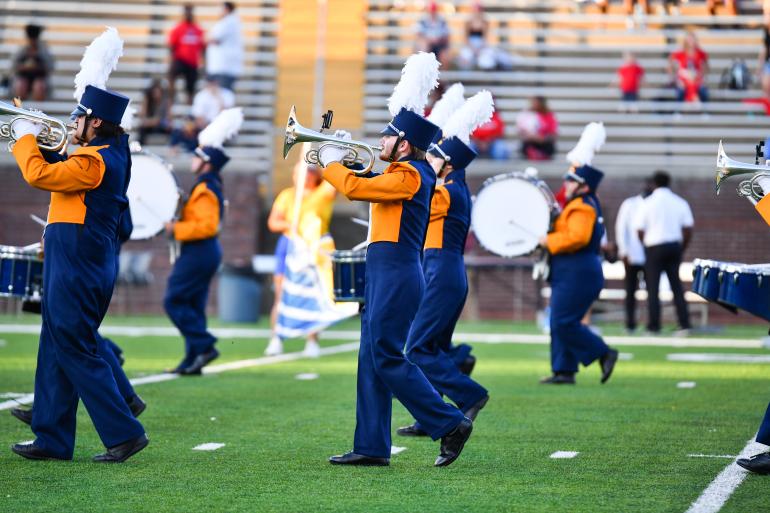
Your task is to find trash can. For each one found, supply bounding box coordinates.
[218,264,261,323]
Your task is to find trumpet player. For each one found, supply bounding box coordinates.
[9,28,149,463]
[321,53,472,468]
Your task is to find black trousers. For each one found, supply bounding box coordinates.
[623,263,645,331]
[644,242,691,332]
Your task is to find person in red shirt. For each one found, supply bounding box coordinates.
[470,109,510,160]
[168,4,205,105]
[668,31,709,104]
[516,96,558,161]
[616,52,644,113]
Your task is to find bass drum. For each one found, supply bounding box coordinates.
[127,150,181,240]
[471,172,558,258]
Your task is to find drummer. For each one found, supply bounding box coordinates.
[164,108,242,375]
[265,160,337,358]
[398,92,493,438]
[538,165,619,385]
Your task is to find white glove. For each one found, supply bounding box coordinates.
[12,119,44,140]
[333,129,352,141]
[318,144,349,167]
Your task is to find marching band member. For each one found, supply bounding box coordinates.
[10,210,146,426]
[735,176,770,475]
[398,91,493,437]
[538,124,619,385]
[321,53,471,467]
[164,108,243,375]
[265,161,336,357]
[9,29,148,462]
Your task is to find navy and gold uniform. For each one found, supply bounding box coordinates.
[10,99,145,459]
[323,154,465,460]
[164,152,225,373]
[405,166,487,421]
[545,166,615,381]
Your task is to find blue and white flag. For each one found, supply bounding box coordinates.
[275,238,356,340]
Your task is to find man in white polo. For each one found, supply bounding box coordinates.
[633,171,694,334]
[615,178,654,334]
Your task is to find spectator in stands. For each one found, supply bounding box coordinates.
[206,2,243,92]
[706,0,738,16]
[138,78,172,146]
[168,4,206,105]
[456,2,514,71]
[516,96,558,161]
[615,178,654,334]
[623,0,649,30]
[12,24,54,102]
[615,52,645,113]
[633,171,693,335]
[192,76,236,127]
[169,115,199,155]
[415,1,450,66]
[470,108,509,160]
[668,31,709,105]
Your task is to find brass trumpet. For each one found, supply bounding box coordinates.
[715,140,770,195]
[283,106,382,173]
[0,100,71,152]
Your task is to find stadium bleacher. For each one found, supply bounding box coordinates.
[0,0,278,172]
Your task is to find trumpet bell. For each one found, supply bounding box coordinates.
[0,100,71,152]
[283,105,299,159]
[715,140,770,195]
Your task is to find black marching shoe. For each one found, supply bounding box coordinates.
[599,348,619,384]
[329,451,389,466]
[180,348,220,376]
[10,407,33,426]
[539,373,576,385]
[458,355,477,376]
[165,358,193,374]
[435,417,473,467]
[463,395,489,422]
[127,395,147,418]
[736,452,770,475]
[11,443,68,461]
[93,434,149,463]
[396,424,429,437]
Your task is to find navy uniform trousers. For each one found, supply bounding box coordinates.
[99,335,136,402]
[406,250,487,418]
[549,254,610,373]
[164,237,222,368]
[756,403,770,445]
[354,243,465,459]
[32,223,144,459]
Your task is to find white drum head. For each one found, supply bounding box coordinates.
[127,152,180,240]
[471,175,551,257]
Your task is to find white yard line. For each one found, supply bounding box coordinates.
[0,324,764,348]
[685,438,766,513]
[687,454,737,459]
[550,451,579,459]
[0,342,360,412]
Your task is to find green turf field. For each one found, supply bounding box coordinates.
[1,317,770,512]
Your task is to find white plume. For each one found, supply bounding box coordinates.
[387,52,440,117]
[121,103,136,131]
[74,27,124,101]
[198,108,244,148]
[442,90,494,144]
[427,83,465,128]
[566,122,606,166]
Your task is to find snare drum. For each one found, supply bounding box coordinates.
[0,244,43,301]
[719,263,770,322]
[331,249,366,303]
[127,149,181,240]
[692,259,737,312]
[471,172,559,258]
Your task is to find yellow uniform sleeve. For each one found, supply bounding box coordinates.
[174,183,220,241]
[12,134,106,192]
[430,186,451,222]
[272,188,293,216]
[546,200,597,254]
[756,195,770,227]
[322,161,421,203]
